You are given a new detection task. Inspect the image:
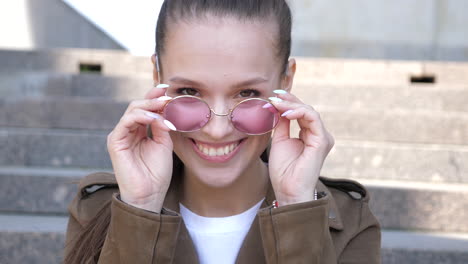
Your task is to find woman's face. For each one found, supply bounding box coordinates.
[159,15,288,187]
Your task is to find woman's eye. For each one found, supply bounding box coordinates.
[176,88,200,96]
[239,89,260,98]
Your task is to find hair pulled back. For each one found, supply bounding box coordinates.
[156,0,292,73]
[65,1,291,263]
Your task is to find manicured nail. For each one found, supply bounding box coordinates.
[156,84,170,89]
[156,96,172,101]
[281,110,294,117]
[145,112,160,120]
[163,120,177,131]
[262,103,273,109]
[273,90,287,94]
[268,97,283,102]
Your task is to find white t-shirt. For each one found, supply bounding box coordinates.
[179,198,265,264]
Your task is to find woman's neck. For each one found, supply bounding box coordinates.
[180,158,269,217]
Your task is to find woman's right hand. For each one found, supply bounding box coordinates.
[107,85,176,213]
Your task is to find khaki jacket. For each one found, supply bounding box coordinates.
[65,171,381,263]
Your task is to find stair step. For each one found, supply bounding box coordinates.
[381,230,468,264]
[0,72,151,100]
[0,212,467,264]
[2,97,468,145]
[1,166,467,232]
[0,97,128,131]
[0,214,67,264]
[0,167,107,215]
[0,214,68,233]
[322,140,468,184]
[2,71,468,112]
[0,48,151,77]
[294,57,468,86]
[302,108,468,145]
[2,128,467,183]
[295,84,468,113]
[0,127,111,168]
[365,180,468,233]
[2,49,468,85]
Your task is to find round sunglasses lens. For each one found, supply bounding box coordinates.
[231,99,279,134]
[163,97,210,132]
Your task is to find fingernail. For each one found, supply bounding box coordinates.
[268,97,283,102]
[262,103,273,109]
[281,110,294,117]
[163,120,177,131]
[145,112,160,120]
[156,84,170,89]
[273,89,287,94]
[156,96,172,101]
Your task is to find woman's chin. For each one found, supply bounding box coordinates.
[191,167,244,188]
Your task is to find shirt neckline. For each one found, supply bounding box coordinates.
[179,198,265,233]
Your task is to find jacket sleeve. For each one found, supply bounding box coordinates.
[257,194,381,264]
[98,193,182,263]
[65,174,182,264]
[257,195,338,264]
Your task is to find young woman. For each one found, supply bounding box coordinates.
[65,1,381,263]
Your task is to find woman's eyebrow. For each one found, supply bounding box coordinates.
[232,77,268,89]
[168,76,268,88]
[169,76,203,86]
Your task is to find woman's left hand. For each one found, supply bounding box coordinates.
[267,91,335,206]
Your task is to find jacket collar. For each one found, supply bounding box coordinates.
[317,179,344,230]
[162,171,344,231]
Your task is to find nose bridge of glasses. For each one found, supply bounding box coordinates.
[201,99,236,137]
[208,98,233,117]
[210,109,230,116]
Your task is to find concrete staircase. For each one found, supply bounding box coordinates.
[1,48,467,263]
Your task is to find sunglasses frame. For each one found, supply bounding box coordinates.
[161,95,280,135]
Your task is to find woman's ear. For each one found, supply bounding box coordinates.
[151,54,160,85]
[282,58,296,93]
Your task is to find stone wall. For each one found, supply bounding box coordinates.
[290,0,468,61]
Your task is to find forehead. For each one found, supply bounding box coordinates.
[160,15,281,82]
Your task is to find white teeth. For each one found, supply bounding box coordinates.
[202,147,209,155]
[209,148,216,156]
[195,141,240,157]
[216,148,224,156]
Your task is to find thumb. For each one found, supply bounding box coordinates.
[147,120,174,149]
[272,116,290,143]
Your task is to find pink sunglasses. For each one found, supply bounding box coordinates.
[161,95,280,135]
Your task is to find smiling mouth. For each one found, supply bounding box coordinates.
[191,139,244,157]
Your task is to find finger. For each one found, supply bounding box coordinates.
[270,103,329,151]
[124,96,172,115]
[272,114,290,142]
[269,99,324,133]
[272,90,303,104]
[282,105,325,138]
[144,84,170,100]
[148,116,174,148]
[110,108,174,143]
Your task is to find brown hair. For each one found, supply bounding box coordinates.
[64,0,290,263]
[156,0,292,74]
[64,202,111,263]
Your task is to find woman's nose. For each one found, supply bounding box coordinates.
[201,103,235,139]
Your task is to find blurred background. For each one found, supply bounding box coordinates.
[0,0,467,263]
